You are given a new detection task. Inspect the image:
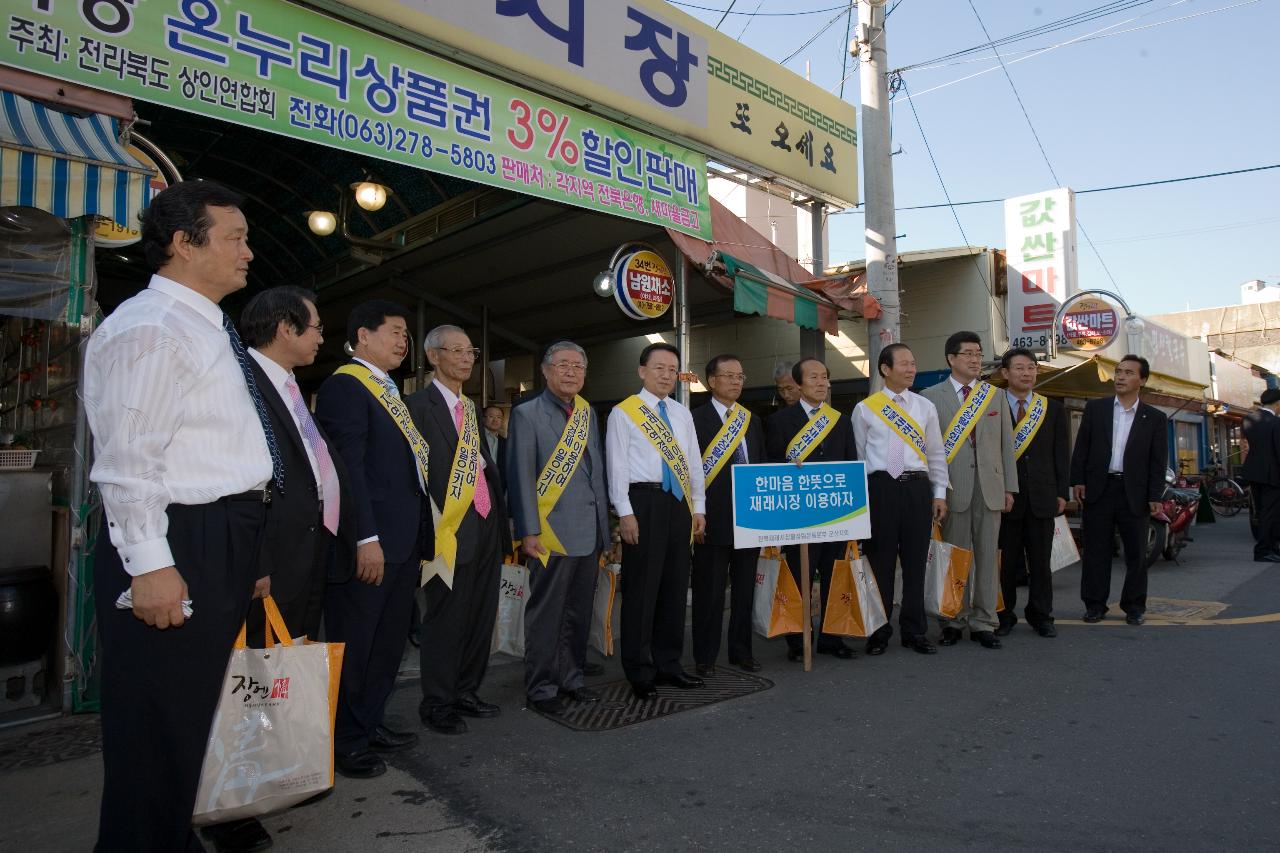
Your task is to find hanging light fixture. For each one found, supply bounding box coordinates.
[306,210,337,236]
[351,181,388,211]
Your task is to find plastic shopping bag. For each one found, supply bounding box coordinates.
[491,560,529,658]
[588,560,621,656]
[753,548,804,638]
[821,541,889,638]
[924,524,973,620]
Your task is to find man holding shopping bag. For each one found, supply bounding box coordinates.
[922,331,1018,650]
[506,341,609,716]
[853,344,950,656]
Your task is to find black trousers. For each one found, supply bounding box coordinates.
[864,474,932,641]
[1250,481,1280,558]
[691,543,756,665]
[325,553,418,754]
[1080,478,1149,615]
[246,524,331,643]
[94,499,266,853]
[620,487,692,684]
[782,541,847,653]
[998,510,1055,626]
[523,551,598,701]
[419,508,502,711]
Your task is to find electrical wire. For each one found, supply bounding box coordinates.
[735,0,768,39]
[714,0,738,29]
[780,6,856,65]
[668,1,854,15]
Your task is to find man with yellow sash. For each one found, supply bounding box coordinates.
[852,344,950,656]
[691,354,767,676]
[316,300,433,779]
[997,348,1070,639]
[506,341,609,716]
[765,357,860,661]
[407,325,509,735]
[921,331,1018,650]
[606,342,707,700]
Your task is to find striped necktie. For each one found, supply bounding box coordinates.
[223,315,283,491]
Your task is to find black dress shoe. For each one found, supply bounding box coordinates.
[970,630,1002,649]
[786,647,804,662]
[561,687,601,703]
[695,664,716,677]
[1125,612,1146,625]
[817,645,856,660]
[531,695,567,716]
[655,671,704,689]
[421,706,468,735]
[369,724,418,752]
[994,617,1015,637]
[1082,610,1106,623]
[728,656,763,672]
[864,638,888,656]
[1255,553,1280,563]
[335,748,387,779]
[1035,623,1058,638]
[582,661,605,676]
[901,635,937,655]
[939,627,963,646]
[455,694,501,718]
[202,818,273,853]
[631,681,657,700]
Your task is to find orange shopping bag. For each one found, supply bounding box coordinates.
[924,524,973,620]
[753,548,804,638]
[821,541,889,638]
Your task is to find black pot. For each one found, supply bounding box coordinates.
[0,565,57,667]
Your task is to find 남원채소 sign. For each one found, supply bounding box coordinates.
[613,248,673,320]
[732,461,870,550]
[1004,187,1078,352]
[1,0,711,240]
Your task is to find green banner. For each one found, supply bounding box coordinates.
[2,0,711,240]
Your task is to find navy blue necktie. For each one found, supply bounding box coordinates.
[223,314,284,492]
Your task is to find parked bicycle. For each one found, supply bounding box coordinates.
[1199,468,1251,517]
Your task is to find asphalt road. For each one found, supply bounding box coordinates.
[4,513,1277,852]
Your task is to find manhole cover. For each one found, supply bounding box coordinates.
[0,714,102,771]
[1139,597,1228,621]
[535,669,773,732]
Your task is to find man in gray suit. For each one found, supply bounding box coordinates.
[506,341,610,716]
[922,331,1018,649]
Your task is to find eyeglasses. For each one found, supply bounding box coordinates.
[550,362,587,374]
[955,349,984,359]
[435,346,481,359]
[714,372,746,381]
[307,322,324,334]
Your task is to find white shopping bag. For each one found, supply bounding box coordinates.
[491,561,529,657]
[821,542,889,638]
[193,597,343,826]
[752,548,803,638]
[589,561,621,656]
[1050,515,1080,572]
[924,525,973,620]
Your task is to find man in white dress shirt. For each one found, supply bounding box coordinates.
[84,181,277,852]
[852,344,950,656]
[606,342,707,699]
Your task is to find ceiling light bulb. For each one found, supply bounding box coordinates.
[592,270,614,297]
[353,181,387,211]
[307,210,336,236]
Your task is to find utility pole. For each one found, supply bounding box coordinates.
[857,0,899,392]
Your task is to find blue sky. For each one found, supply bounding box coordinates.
[675,0,1279,315]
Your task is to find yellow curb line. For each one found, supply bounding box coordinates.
[1058,613,1280,627]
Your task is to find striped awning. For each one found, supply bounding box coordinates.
[0,90,153,227]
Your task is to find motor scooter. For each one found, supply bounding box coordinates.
[1156,468,1201,563]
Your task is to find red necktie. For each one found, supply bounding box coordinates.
[961,384,975,446]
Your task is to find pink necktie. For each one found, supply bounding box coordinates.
[887,394,906,478]
[455,399,491,518]
[285,377,340,535]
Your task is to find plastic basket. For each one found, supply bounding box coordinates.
[0,449,39,470]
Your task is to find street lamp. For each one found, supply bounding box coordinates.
[351,181,388,212]
[306,210,336,236]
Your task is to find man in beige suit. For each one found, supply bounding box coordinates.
[921,331,1018,649]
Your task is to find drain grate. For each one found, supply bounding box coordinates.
[0,714,102,771]
[535,669,773,732]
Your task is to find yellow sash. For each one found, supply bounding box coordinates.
[701,405,751,488]
[1012,393,1048,461]
[333,365,429,486]
[863,391,928,463]
[534,395,591,556]
[786,403,840,463]
[434,394,482,572]
[616,395,694,514]
[942,381,996,464]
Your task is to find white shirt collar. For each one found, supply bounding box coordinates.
[639,388,666,407]
[1114,396,1139,414]
[950,375,977,395]
[1006,389,1030,408]
[248,348,292,392]
[711,397,735,420]
[352,356,391,383]
[148,274,224,329]
[433,377,462,412]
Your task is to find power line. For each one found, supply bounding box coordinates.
[668,1,853,15]
[714,0,738,29]
[837,5,854,98]
[780,6,855,65]
[735,0,767,39]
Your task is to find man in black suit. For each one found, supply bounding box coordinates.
[483,405,509,473]
[1070,354,1169,625]
[316,300,432,779]
[692,354,767,676]
[407,324,509,736]
[996,348,1070,639]
[765,357,858,661]
[1240,388,1280,562]
[201,288,358,852]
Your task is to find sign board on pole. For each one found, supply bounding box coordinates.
[613,249,674,320]
[731,461,870,550]
[1060,296,1119,351]
[1004,187,1078,353]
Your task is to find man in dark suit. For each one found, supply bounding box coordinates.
[996,348,1070,639]
[316,300,432,779]
[506,341,609,715]
[201,288,358,852]
[407,324,509,735]
[692,354,768,676]
[1070,354,1169,625]
[483,405,509,473]
[765,357,858,661]
[1241,388,1280,562]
